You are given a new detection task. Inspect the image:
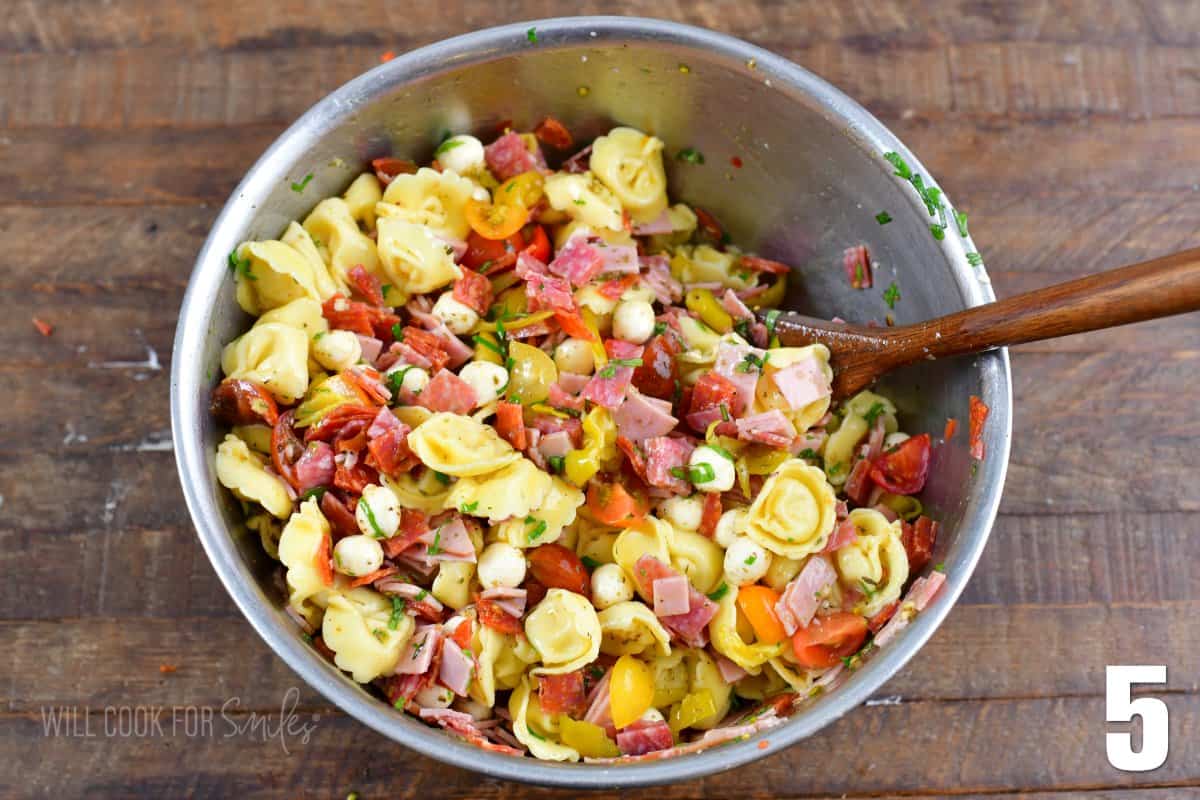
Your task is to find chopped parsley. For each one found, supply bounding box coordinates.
[388,597,407,630]
[653,321,668,336]
[432,471,451,485]
[735,351,766,374]
[676,148,705,165]
[859,576,881,600]
[290,173,314,193]
[381,283,394,299]
[526,26,538,44]
[573,198,587,205]
[864,401,887,427]
[706,582,730,601]
[525,516,547,542]
[882,152,952,242]
[797,448,820,461]
[426,527,443,556]
[300,486,327,502]
[883,281,901,310]
[580,555,602,570]
[670,462,716,485]
[547,455,565,474]
[954,209,969,237]
[875,211,893,225]
[434,138,464,157]
[732,318,752,341]
[744,553,758,566]
[597,357,642,378]
[966,252,983,267]
[372,628,388,642]
[459,501,479,514]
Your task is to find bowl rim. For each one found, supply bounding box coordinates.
[172,15,1012,787]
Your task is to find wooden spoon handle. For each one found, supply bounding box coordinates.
[884,246,1200,362]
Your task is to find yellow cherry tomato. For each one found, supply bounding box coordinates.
[498,171,545,209]
[609,654,655,729]
[505,341,558,405]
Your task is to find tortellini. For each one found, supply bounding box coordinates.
[321,587,414,683]
[220,323,310,405]
[376,167,477,240]
[833,508,909,617]
[493,477,584,548]
[668,528,726,595]
[543,172,625,232]
[277,499,335,619]
[256,296,328,339]
[743,459,838,560]
[343,172,383,231]
[525,589,602,675]
[766,657,817,696]
[709,585,783,674]
[469,625,508,707]
[597,601,672,657]
[303,197,382,291]
[754,345,835,434]
[510,677,580,762]
[650,651,689,707]
[824,390,899,484]
[215,434,293,519]
[670,244,753,290]
[277,222,344,300]
[382,469,453,514]
[431,561,476,611]
[574,518,620,566]
[612,517,674,601]
[407,412,521,478]
[375,216,463,296]
[589,127,668,223]
[233,239,324,316]
[448,459,554,526]
[681,649,732,730]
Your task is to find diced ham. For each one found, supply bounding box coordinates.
[452,269,493,316]
[484,131,548,182]
[537,670,587,715]
[396,625,442,675]
[633,555,718,647]
[555,372,590,395]
[549,236,606,287]
[822,517,858,553]
[420,517,477,563]
[843,244,872,289]
[355,335,384,366]
[715,655,748,684]
[735,410,797,448]
[375,580,445,621]
[294,442,335,490]
[631,209,674,236]
[478,586,527,618]
[771,357,831,411]
[652,575,692,617]
[642,436,696,495]
[437,638,474,696]
[616,718,674,755]
[720,289,754,323]
[594,240,640,274]
[537,430,574,461]
[415,369,478,415]
[774,555,838,636]
[583,671,612,728]
[613,390,678,442]
[639,254,683,304]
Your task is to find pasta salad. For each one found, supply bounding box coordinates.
[211,121,948,762]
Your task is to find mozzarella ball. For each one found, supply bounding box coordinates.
[884,431,910,449]
[689,445,736,492]
[414,684,455,709]
[714,508,747,549]
[436,135,486,175]
[611,299,656,344]
[385,363,430,395]
[333,534,385,577]
[454,697,494,721]
[458,361,509,407]
[355,483,401,538]
[659,495,704,531]
[432,292,480,335]
[312,330,363,372]
[591,563,635,610]
[477,542,527,590]
[723,535,771,586]
[554,337,596,375]
[620,284,658,305]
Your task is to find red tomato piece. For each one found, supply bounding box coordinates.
[969,395,990,460]
[538,671,587,715]
[901,515,939,573]
[523,224,551,263]
[534,116,575,150]
[944,417,959,441]
[371,157,418,185]
[527,543,590,596]
[210,378,279,427]
[553,309,596,341]
[868,433,931,495]
[494,401,528,451]
[462,229,525,272]
[476,597,524,635]
[791,612,868,668]
[450,618,474,650]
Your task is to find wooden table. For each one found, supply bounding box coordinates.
[6,2,1199,797]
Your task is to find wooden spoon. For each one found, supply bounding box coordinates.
[761,247,1200,400]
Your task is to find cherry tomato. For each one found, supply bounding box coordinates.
[631,333,681,400]
[609,655,654,729]
[586,482,649,527]
[466,196,529,240]
[462,230,524,271]
[869,433,932,495]
[210,378,279,426]
[270,410,304,489]
[736,585,788,644]
[527,543,590,596]
[791,612,868,668]
[500,171,545,209]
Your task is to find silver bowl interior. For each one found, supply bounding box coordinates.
[172,16,1011,787]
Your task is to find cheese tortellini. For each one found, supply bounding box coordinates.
[220,322,309,404]
[303,197,382,291]
[321,587,414,682]
[447,458,555,525]
[670,244,753,290]
[834,508,910,617]
[376,167,477,240]
[589,127,668,223]
[492,477,585,548]
[342,172,383,231]
[597,600,672,657]
[709,584,783,673]
[215,434,293,519]
[825,390,899,483]
[543,172,626,232]
[510,677,580,762]
[612,517,674,600]
[256,296,328,339]
[525,589,601,675]
[375,216,462,296]
[233,240,326,316]
[407,412,520,478]
[669,528,726,595]
[743,459,838,560]
[277,499,335,619]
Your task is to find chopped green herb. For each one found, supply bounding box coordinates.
[478,259,493,273]
[875,211,893,225]
[676,148,705,165]
[744,553,758,566]
[670,462,716,485]
[433,471,451,485]
[706,582,730,601]
[434,138,464,157]
[386,366,414,394]
[934,562,946,572]
[930,223,946,241]
[827,462,844,477]
[735,351,765,373]
[415,589,428,601]
[526,26,538,44]
[358,498,385,538]
[291,173,314,193]
[394,699,405,710]
[228,249,256,281]
[372,628,388,642]
[388,597,407,630]
[459,501,479,514]
[580,555,602,570]
[954,209,969,238]
[526,517,548,542]
[883,281,901,309]
[573,197,587,205]
[653,321,668,336]
[864,401,887,427]
[391,322,404,340]
[381,284,394,299]
[547,455,565,474]
[707,443,735,461]
[732,318,752,341]
[798,448,820,461]
[300,486,328,502]
[966,252,983,267]
[859,576,881,600]
[472,333,505,357]
[426,527,443,556]
[719,403,731,422]
[883,151,912,181]
[598,357,642,378]
[526,726,546,741]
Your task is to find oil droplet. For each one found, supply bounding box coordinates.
[577,86,591,97]
[678,63,691,74]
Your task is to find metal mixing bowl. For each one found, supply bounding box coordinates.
[172,16,1011,787]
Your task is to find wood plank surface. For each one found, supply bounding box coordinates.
[4,1,1199,798]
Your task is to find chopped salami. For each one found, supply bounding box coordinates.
[484,131,548,181]
[642,436,696,495]
[969,395,989,460]
[901,515,939,573]
[348,264,386,307]
[495,401,528,450]
[294,442,335,490]
[538,670,587,715]
[525,270,576,314]
[415,369,478,415]
[685,371,742,433]
[453,269,494,316]
[398,326,451,373]
[549,236,606,287]
[631,333,681,400]
[632,555,718,647]
[616,718,674,755]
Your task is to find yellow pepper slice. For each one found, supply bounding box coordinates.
[668,689,718,734]
[610,655,655,729]
[748,272,787,310]
[558,716,620,758]
[685,288,733,334]
[563,407,617,487]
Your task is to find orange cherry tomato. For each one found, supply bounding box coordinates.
[466,196,529,241]
[527,543,590,596]
[736,585,788,644]
[586,482,649,527]
[791,612,869,668]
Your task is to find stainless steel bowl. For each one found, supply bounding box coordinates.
[172,16,1011,787]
